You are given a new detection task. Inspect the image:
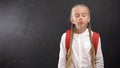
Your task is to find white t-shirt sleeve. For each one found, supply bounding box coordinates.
[96,37,104,68]
[58,33,67,68]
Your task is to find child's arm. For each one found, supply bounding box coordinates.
[58,33,67,68]
[96,37,104,68]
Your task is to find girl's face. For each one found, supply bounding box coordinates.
[71,6,90,30]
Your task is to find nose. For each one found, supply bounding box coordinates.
[79,16,83,20]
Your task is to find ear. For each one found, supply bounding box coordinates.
[88,17,90,22]
[70,17,75,24]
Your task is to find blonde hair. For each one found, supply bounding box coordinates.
[66,4,96,68]
[70,4,90,18]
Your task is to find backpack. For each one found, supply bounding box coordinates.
[65,29,100,55]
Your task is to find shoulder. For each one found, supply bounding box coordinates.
[91,30,100,35]
[60,29,71,40]
[91,30,101,40]
[60,32,66,40]
[61,29,71,37]
[62,33,66,37]
[92,31,101,41]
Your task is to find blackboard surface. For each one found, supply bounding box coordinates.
[0,0,120,68]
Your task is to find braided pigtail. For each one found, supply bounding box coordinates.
[88,22,96,68]
[66,24,75,68]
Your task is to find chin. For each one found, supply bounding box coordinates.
[76,26,82,30]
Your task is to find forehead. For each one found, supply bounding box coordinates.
[72,6,89,14]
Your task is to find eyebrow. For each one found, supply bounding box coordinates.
[74,13,87,16]
[82,12,87,15]
[75,13,80,15]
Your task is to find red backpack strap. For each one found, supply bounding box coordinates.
[92,32,100,55]
[65,29,71,53]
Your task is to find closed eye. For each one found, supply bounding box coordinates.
[82,13,87,17]
[75,14,80,18]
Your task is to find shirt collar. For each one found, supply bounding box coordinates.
[74,28,89,37]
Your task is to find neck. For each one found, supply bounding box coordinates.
[74,27,87,34]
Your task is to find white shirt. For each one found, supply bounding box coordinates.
[58,29,104,68]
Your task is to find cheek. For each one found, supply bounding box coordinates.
[71,18,77,24]
[87,18,90,22]
[84,17,90,22]
[71,19,75,24]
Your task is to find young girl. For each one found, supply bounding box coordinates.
[58,4,104,68]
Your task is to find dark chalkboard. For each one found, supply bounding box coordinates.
[0,0,120,68]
